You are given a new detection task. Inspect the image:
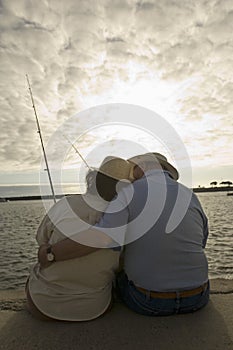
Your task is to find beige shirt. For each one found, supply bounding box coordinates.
[29,194,120,321]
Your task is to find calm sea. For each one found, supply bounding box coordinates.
[0,190,232,290]
[0,184,84,198]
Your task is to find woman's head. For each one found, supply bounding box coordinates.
[86,156,134,201]
[95,172,119,201]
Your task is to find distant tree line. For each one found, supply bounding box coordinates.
[210,181,233,186]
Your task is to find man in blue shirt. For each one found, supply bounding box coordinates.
[92,152,209,315]
[39,153,209,316]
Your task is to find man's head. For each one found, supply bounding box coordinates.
[128,153,179,181]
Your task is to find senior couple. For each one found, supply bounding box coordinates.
[26,153,209,321]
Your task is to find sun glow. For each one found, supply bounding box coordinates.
[82,62,194,124]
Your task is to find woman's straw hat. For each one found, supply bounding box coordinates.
[95,156,134,181]
[128,152,179,180]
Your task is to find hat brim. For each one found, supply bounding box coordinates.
[91,167,131,182]
[158,160,179,181]
[128,154,179,180]
[93,156,135,182]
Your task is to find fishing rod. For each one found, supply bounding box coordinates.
[26,74,57,204]
[62,133,92,170]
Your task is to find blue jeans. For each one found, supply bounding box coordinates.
[116,272,210,316]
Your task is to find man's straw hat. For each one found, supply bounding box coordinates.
[128,152,179,180]
[95,156,134,181]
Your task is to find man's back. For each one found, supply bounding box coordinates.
[98,169,209,291]
[124,171,208,291]
[110,159,210,316]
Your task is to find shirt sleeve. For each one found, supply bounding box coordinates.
[192,193,209,249]
[36,214,54,245]
[202,214,209,248]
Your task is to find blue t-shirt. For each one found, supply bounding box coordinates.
[95,170,209,291]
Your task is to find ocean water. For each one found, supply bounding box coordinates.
[198,192,233,280]
[0,184,84,198]
[0,191,232,290]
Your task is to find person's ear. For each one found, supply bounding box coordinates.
[133,165,144,180]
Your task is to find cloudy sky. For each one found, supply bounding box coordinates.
[0,0,233,187]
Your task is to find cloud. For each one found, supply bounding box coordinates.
[0,0,232,179]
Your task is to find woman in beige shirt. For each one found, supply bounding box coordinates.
[26,157,133,321]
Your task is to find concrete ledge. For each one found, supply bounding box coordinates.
[0,280,232,350]
[209,279,233,294]
[0,279,232,311]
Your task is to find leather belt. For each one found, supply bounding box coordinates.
[135,282,208,299]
